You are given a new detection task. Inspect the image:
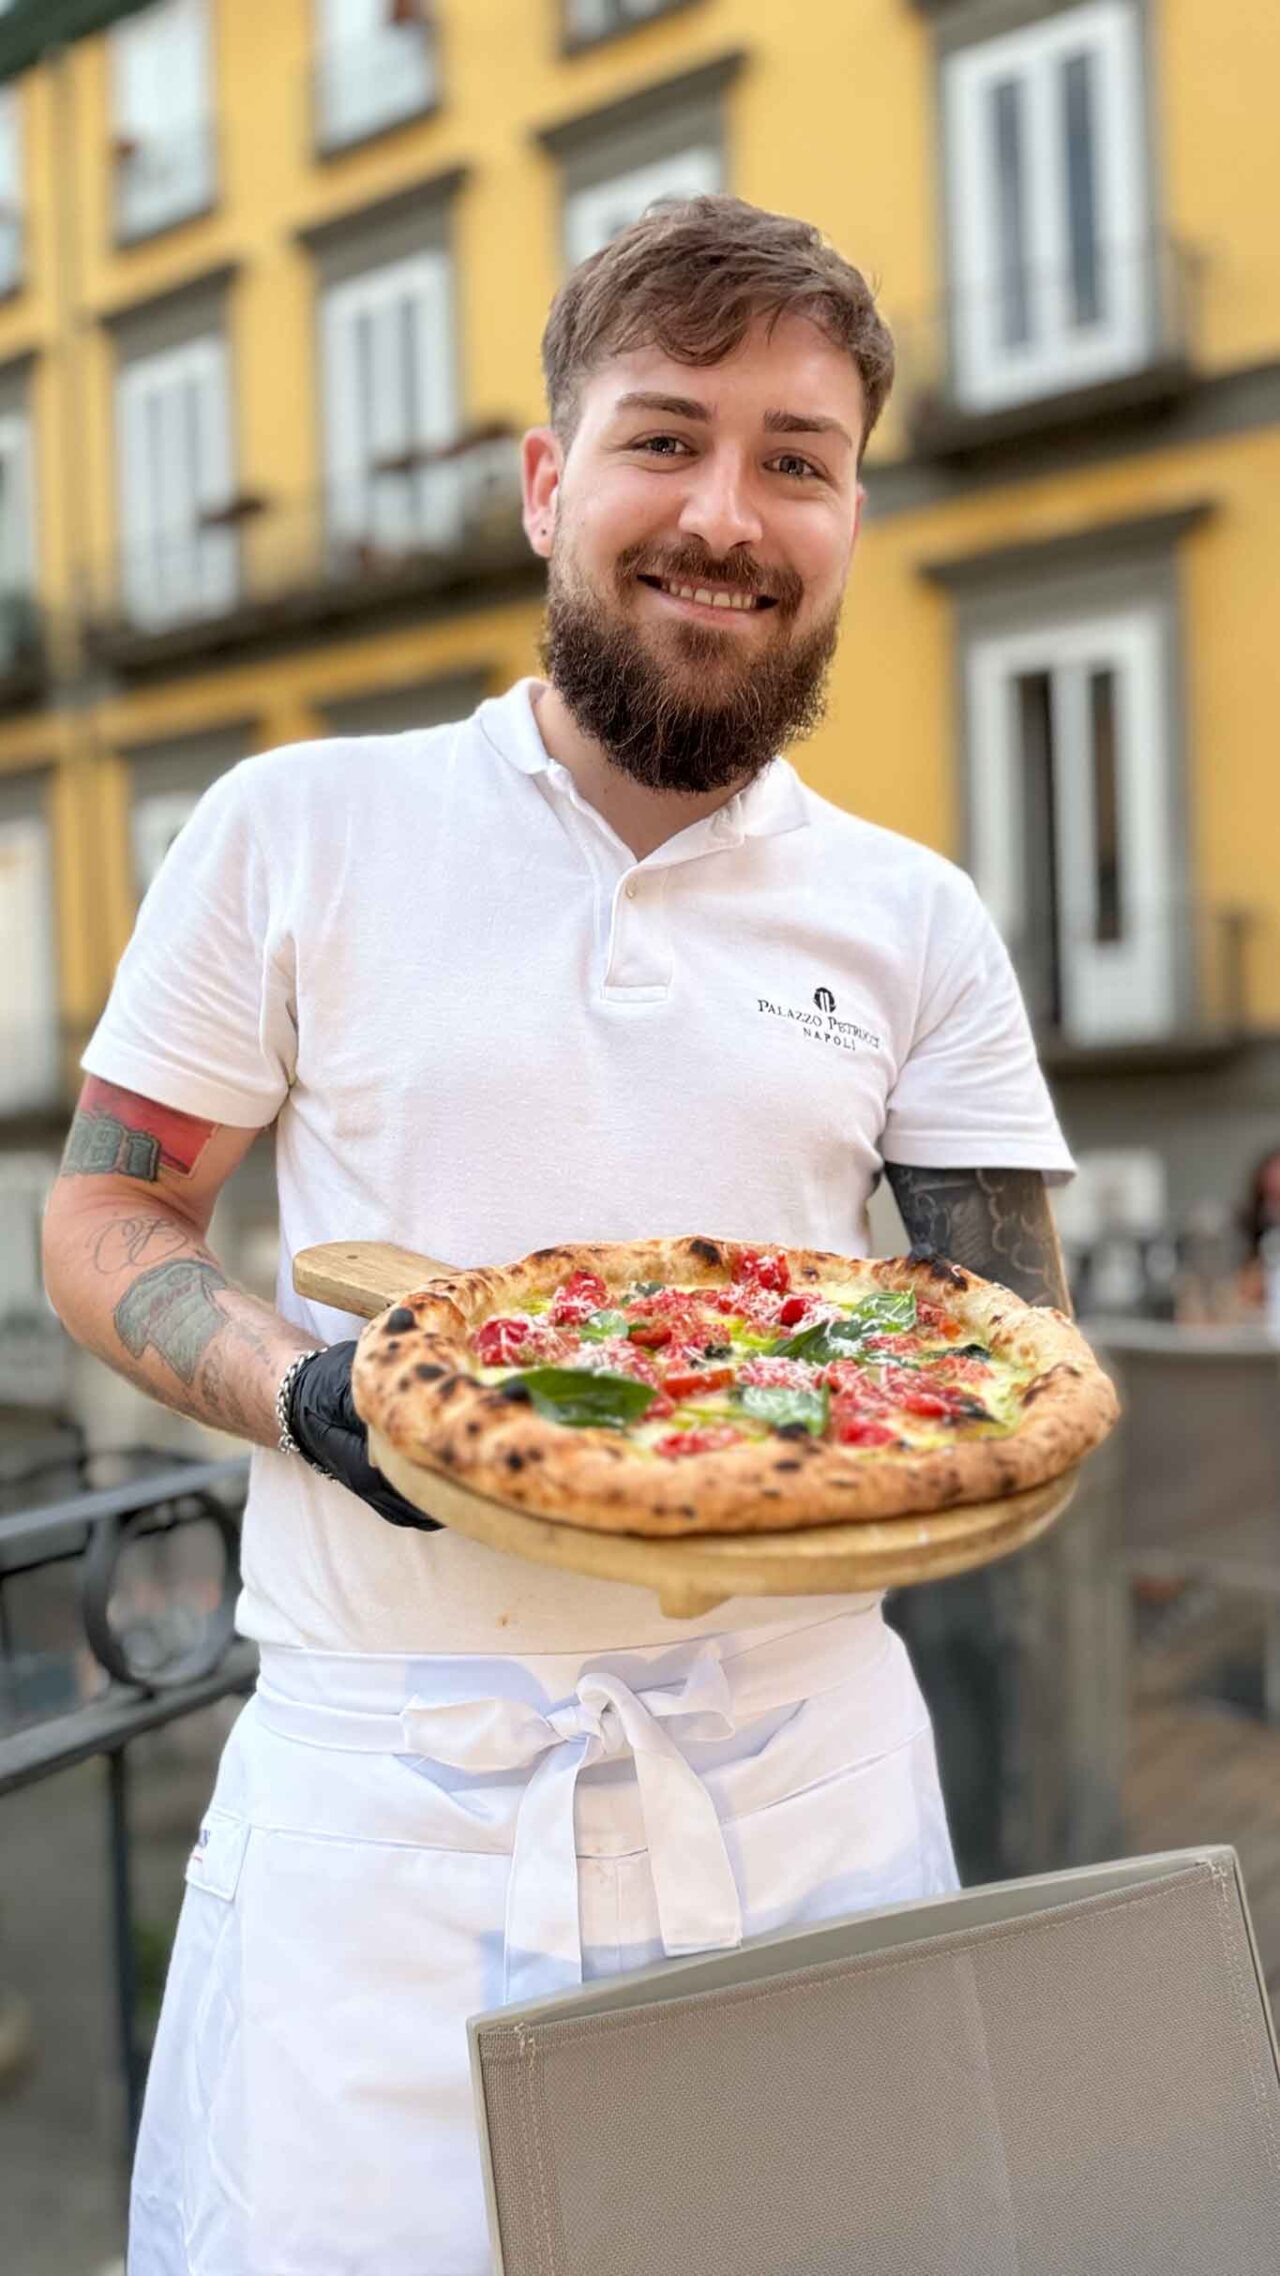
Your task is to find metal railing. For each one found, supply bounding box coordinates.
[1012,900,1259,1061]
[82,427,529,665]
[896,232,1205,451]
[111,117,218,245]
[0,1452,252,2156]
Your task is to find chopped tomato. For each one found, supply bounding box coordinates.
[549,1271,610,1326]
[655,1425,744,1459]
[627,1320,674,1349]
[662,1366,734,1400]
[735,1248,790,1294]
[473,1317,535,1366]
[776,1295,812,1327]
[831,1402,898,1449]
[900,1387,967,1419]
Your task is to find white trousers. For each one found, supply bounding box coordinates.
[128,1607,956,2275]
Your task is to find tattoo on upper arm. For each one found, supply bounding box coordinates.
[62,1077,216,1183]
[883,1165,1072,1311]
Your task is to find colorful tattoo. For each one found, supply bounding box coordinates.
[63,1078,216,1183]
[115,1259,229,1384]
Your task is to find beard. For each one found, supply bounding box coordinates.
[537,539,842,794]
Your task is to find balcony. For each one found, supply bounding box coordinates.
[112,118,218,246]
[1015,902,1261,1076]
[313,4,438,155]
[561,0,703,52]
[897,234,1204,461]
[82,426,535,674]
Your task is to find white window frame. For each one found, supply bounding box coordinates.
[314,0,437,152]
[131,789,202,901]
[564,144,722,268]
[110,0,214,242]
[116,334,238,629]
[0,406,34,669]
[0,811,58,1115]
[0,86,23,295]
[321,249,461,557]
[566,0,681,39]
[944,0,1149,411]
[967,605,1176,1045]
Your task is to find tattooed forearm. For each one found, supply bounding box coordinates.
[115,1259,231,1385]
[884,1165,1072,1312]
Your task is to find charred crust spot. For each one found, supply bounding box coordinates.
[527,1244,575,1266]
[906,1240,968,1289]
[414,1363,447,1382]
[761,1488,782,1500]
[505,1451,525,1472]
[689,1238,723,1267]
[437,1442,457,1465]
[774,1459,803,1472]
[775,1421,812,1442]
[466,1420,481,1435]
[498,1381,532,1404]
[436,1378,460,1400]
[801,1267,819,1281]
[385,1306,416,1334]
[677,1504,696,1519]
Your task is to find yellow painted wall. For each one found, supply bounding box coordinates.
[0,0,1277,1045]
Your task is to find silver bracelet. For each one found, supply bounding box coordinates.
[276,1350,332,1477]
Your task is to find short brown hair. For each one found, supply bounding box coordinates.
[541,193,894,463]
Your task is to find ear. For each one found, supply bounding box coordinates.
[522,427,562,559]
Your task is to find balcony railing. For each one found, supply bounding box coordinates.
[112,117,218,245]
[0,587,47,703]
[0,1453,252,2158]
[83,426,532,670]
[896,233,1204,458]
[312,8,438,154]
[1014,901,1259,1071]
[562,0,697,49]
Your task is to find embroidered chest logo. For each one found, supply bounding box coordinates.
[755,988,883,1056]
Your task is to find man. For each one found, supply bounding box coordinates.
[43,196,1073,2275]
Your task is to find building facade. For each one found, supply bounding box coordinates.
[0,0,1277,1449]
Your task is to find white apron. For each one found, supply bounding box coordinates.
[128,1607,956,2276]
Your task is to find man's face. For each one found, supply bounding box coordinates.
[526,314,866,793]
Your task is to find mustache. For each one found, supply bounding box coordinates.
[614,543,800,610]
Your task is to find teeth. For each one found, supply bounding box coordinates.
[660,580,758,611]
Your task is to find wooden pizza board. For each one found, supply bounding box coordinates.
[295,1241,1079,1620]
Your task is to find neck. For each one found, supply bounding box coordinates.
[530,680,760,862]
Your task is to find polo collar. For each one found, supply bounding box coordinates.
[477,678,811,844]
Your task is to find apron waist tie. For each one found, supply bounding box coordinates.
[255,1612,888,2004]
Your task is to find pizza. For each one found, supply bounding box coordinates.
[351,1236,1119,1538]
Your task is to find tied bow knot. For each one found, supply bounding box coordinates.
[400,1648,746,2002]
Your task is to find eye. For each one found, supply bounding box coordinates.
[629,435,694,458]
[771,452,824,482]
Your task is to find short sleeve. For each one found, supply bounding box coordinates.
[80,763,295,1128]
[880,874,1075,1182]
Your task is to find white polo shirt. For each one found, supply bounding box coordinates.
[81,676,1074,1654]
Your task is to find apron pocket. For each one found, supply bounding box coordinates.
[183,1805,250,1903]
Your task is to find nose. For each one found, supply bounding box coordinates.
[675,449,764,558]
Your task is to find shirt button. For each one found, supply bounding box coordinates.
[625,882,637,899]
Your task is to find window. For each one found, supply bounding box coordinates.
[944,0,1149,410]
[315,0,437,153]
[0,796,57,1114]
[565,143,721,266]
[110,0,214,242]
[565,0,689,43]
[0,404,34,667]
[966,606,1176,1044]
[321,250,461,558]
[0,85,22,295]
[116,335,237,628]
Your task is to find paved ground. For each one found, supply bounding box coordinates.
[3,1588,1279,2273]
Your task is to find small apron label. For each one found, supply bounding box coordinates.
[185,1808,250,1903]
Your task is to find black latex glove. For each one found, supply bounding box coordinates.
[287,1341,442,1533]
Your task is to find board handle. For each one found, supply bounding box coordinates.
[292,1241,457,1319]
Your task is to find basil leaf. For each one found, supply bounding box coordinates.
[512,1367,657,1429]
[777,1292,919,1363]
[841,1291,918,1335]
[628,1280,663,1297]
[577,1309,628,1341]
[734,1383,830,1436]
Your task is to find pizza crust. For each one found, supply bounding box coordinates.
[350,1237,1119,1537]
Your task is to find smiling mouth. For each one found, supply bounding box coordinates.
[636,574,778,616]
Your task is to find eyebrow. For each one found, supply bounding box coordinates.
[610,390,855,453]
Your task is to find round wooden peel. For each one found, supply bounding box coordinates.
[294,1241,1080,1620]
